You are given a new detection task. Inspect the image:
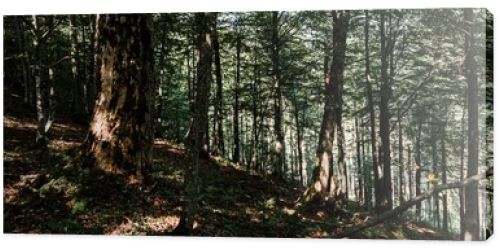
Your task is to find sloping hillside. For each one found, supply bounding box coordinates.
[3,111,454,239]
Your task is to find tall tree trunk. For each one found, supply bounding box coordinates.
[415,119,423,220]
[88,15,98,114]
[177,12,215,234]
[294,107,304,186]
[365,11,382,210]
[441,122,449,233]
[355,117,364,205]
[336,73,347,199]
[431,122,440,229]
[271,11,286,178]
[81,21,89,117]
[398,110,404,205]
[212,20,225,157]
[32,16,48,148]
[362,120,372,207]
[14,16,30,104]
[303,10,349,203]
[250,65,261,170]
[378,12,393,212]
[232,33,241,164]
[406,144,412,201]
[459,100,467,239]
[84,14,154,184]
[463,8,480,241]
[70,15,82,116]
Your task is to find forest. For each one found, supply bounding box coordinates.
[2,9,493,240]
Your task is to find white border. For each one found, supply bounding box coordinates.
[0,0,498,251]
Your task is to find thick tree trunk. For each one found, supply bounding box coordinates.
[84,14,154,184]
[463,8,480,241]
[378,12,393,212]
[212,20,225,157]
[303,11,349,203]
[176,12,215,234]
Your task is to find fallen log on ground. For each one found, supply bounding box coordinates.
[336,171,491,238]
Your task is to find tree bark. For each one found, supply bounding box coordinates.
[441,122,448,233]
[32,15,51,148]
[232,31,241,164]
[303,11,349,203]
[14,16,30,104]
[296,112,304,186]
[378,12,393,212]
[84,14,154,184]
[463,8,480,241]
[176,12,215,234]
[431,122,440,229]
[70,15,83,116]
[271,11,286,178]
[398,110,404,205]
[406,144,412,201]
[336,70,347,198]
[415,118,423,220]
[250,65,261,170]
[364,11,382,210]
[88,15,98,115]
[459,100,466,239]
[212,19,225,157]
[355,117,364,205]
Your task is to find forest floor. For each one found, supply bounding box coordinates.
[3,104,457,239]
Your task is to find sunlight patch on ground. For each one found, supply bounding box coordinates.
[49,139,81,151]
[4,116,37,130]
[282,207,296,215]
[406,223,437,234]
[109,215,180,235]
[4,186,20,204]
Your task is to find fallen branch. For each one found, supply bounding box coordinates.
[336,171,490,238]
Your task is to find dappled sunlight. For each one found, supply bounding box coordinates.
[406,223,437,234]
[109,215,180,235]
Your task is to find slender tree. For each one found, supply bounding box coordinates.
[271,11,286,178]
[441,121,449,233]
[232,30,241,163]
[378,11,393,212]
[463,8,480,241]
[415,116,423,220]
[176,12,215,234]
[212,18,225,157]
[364,11,382,210]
